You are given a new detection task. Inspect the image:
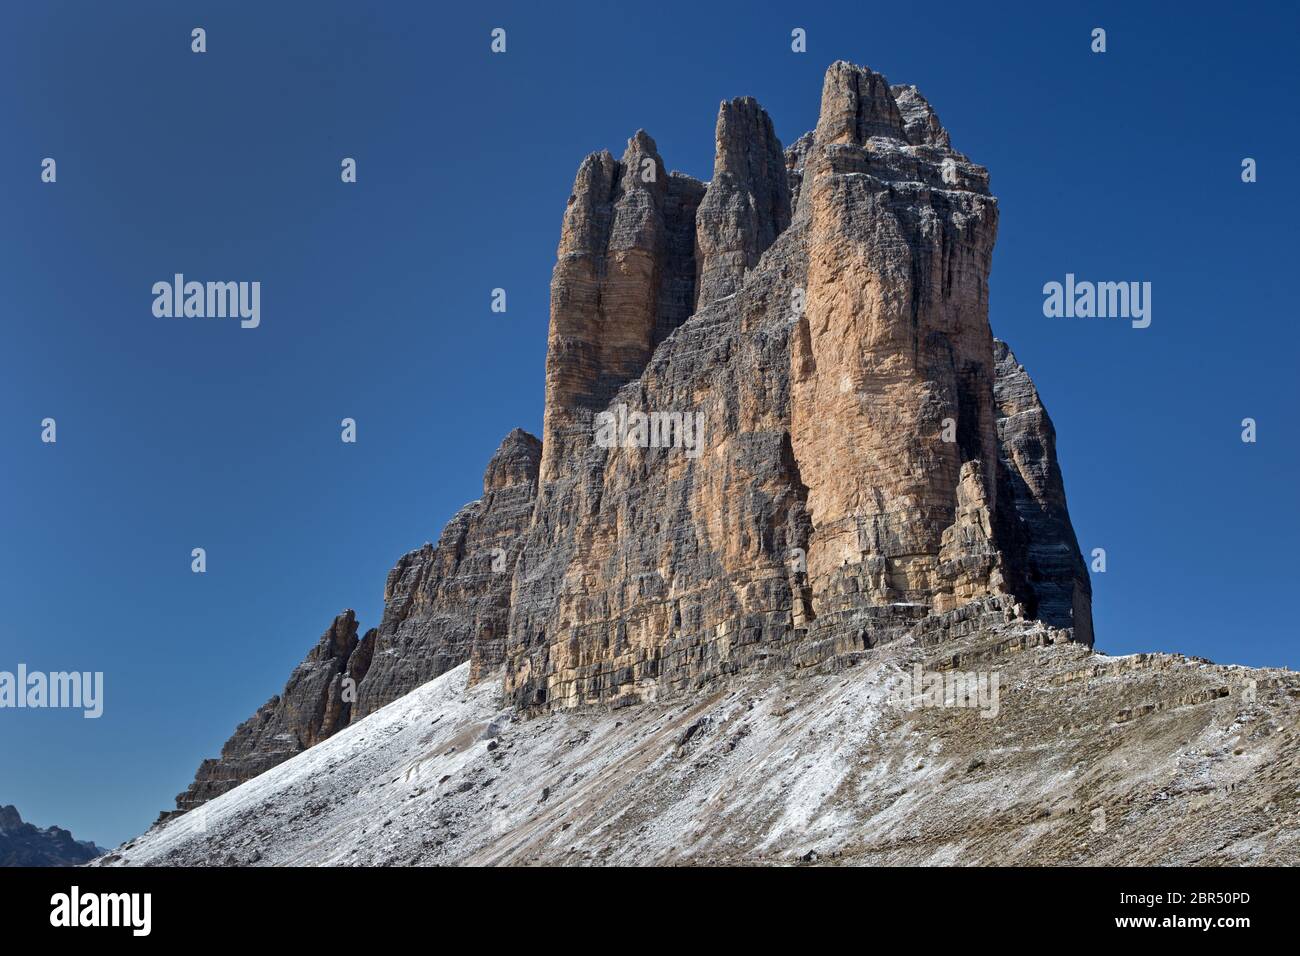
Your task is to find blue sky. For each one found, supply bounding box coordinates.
[1,1,1296,847]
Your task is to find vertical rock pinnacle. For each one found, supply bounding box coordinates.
[694,96,791,306]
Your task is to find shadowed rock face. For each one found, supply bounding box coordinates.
[174,62,1093,812]
[891,84,951,148]
[993,339,1093,642]
[695,96,791,306]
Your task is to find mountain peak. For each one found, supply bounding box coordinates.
[172,60,1091,812]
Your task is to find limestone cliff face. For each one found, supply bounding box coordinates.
[992,339,1093,642]
[174,62,1093,811]
[694,97,790,306]
[503,61,1091,711]
[539,133,704,484]
[506,100,815,710]
[790,60,1006,624]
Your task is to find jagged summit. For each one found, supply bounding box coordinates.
[483,428,542,492]
[891,83,952,148]
[172,62,1092,815]
[816,59,907,143]
[506,59,1089,711]
[694,95,790,304]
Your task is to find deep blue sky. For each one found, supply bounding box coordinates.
[2,1,1296,848]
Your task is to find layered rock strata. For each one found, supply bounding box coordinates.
[503,61,1091,712]
[539,133,705,482]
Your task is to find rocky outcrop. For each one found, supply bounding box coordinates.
[174,431,541,811]
[0,804,102,866]
[891,84,951,148]
[354,428,542,715]
[540,134,704,483]
[503,61,1090,713]
[993,339,1093,642]
[694,97,790,305]
[175,610,369,811]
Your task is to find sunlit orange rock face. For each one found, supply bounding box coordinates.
[791,62,1006,622]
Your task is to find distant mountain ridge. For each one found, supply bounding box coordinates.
[0,804,102,867]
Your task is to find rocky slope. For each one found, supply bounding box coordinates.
[100,613,1300,866]
[0,805,102,866]
[172,60,1096,816]
[175,610,371,811]
[173,430,542,810]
